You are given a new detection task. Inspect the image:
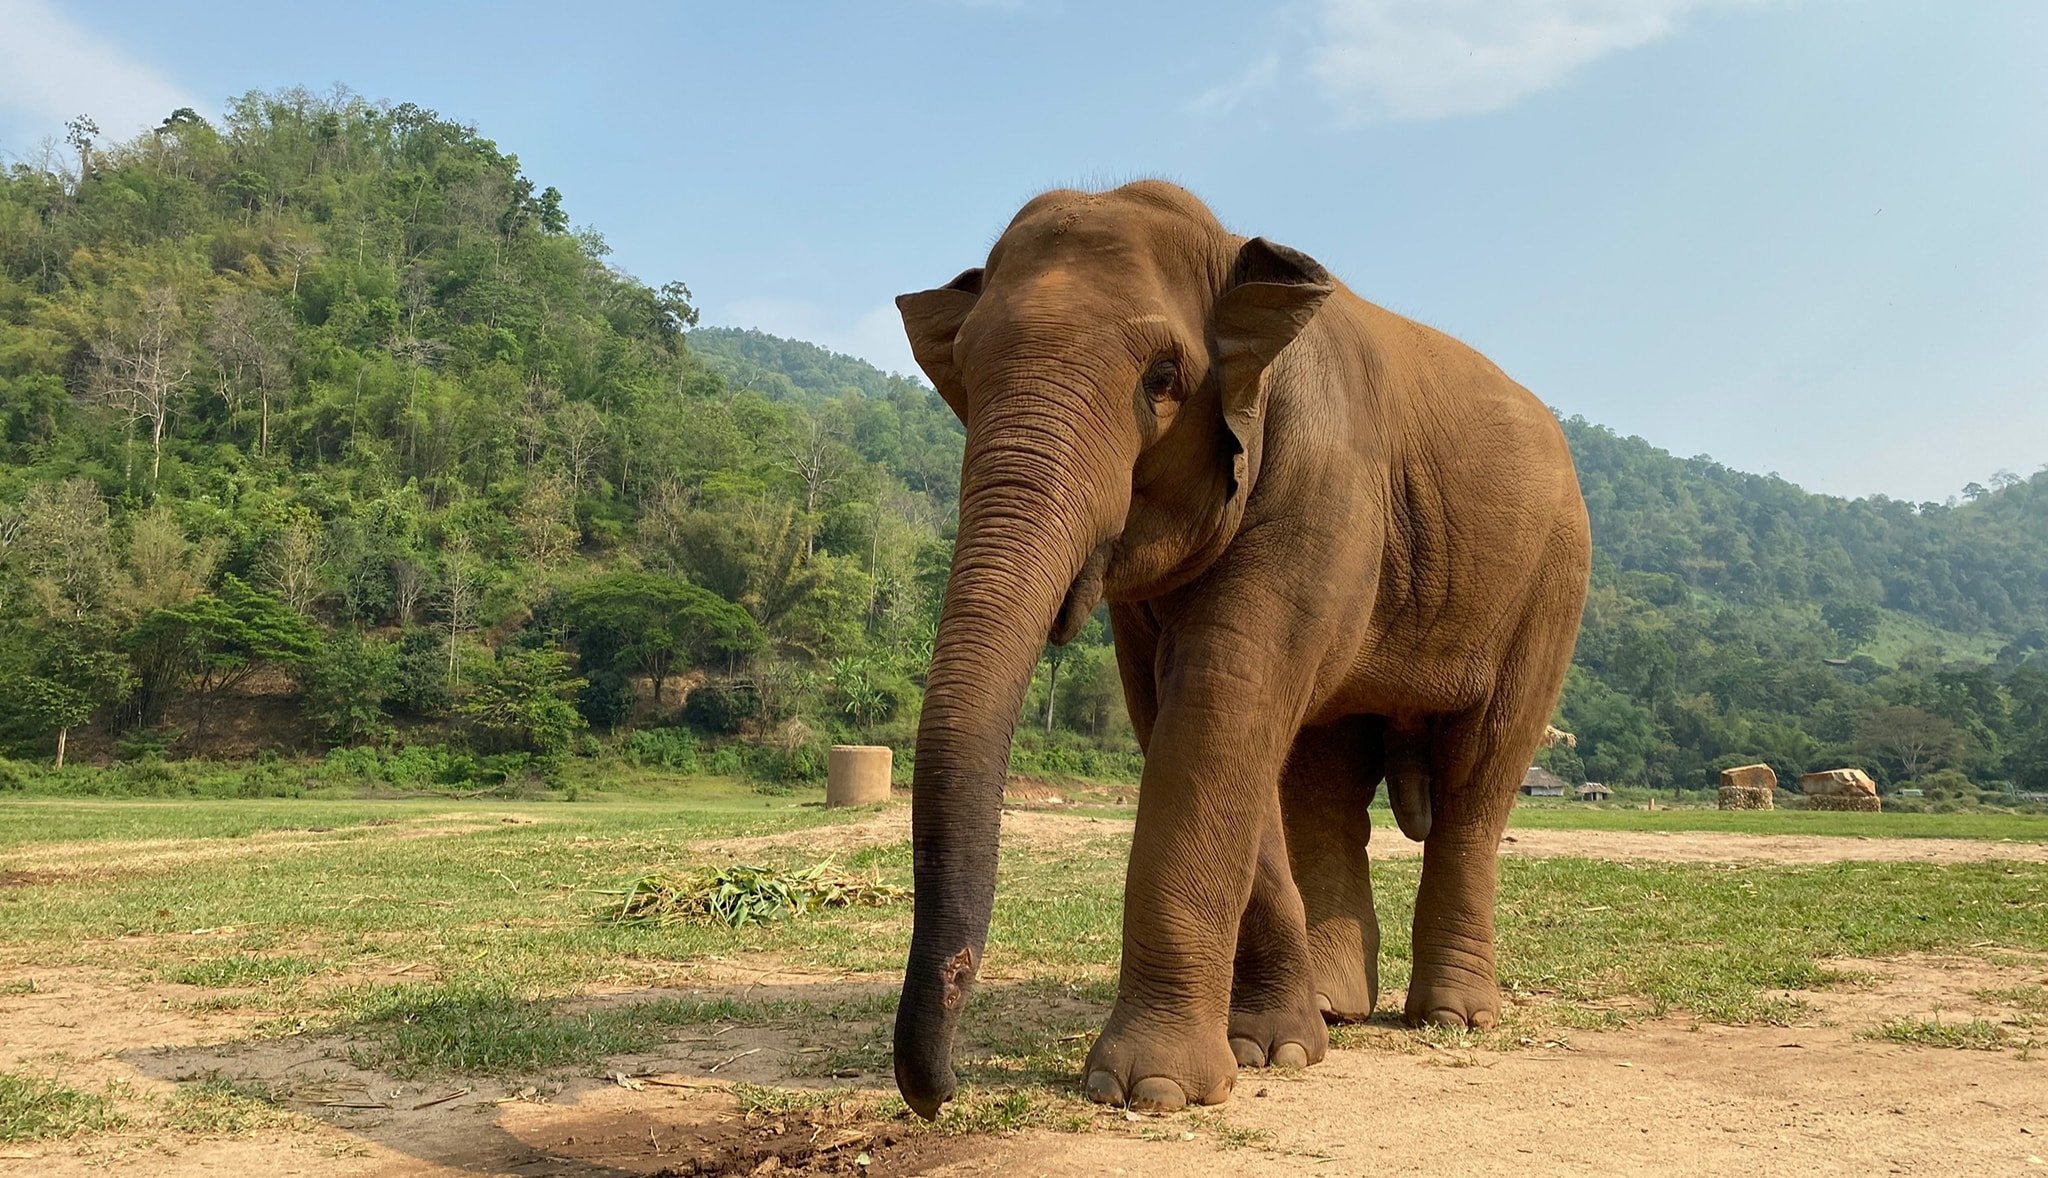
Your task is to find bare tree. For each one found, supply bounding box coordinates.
[517,469,578,572]
[1857,706,1965,782]
[207,291,294,456]
[260,516,326,616]
[778,420,850,558]
[632,479,694,573]
[92,288,192,493]
[276,235,322,301]
[515,379,562,468]
[386,330,451,473]
[440,537,481,688]
[15,479,117,620]
[391,556,426,626]
[553,401,606,493]
[117,505,222,617]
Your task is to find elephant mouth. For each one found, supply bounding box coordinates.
[1049,537,1116,644]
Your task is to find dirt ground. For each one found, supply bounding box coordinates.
[5,813,2044,1177]
[707,803,2048,867]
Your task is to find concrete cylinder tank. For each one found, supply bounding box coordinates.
[826,745,893,807]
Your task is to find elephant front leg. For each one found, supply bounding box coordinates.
[1083,675,1301,1110]
[1227,810,1329,1069]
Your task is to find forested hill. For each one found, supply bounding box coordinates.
[1563,420,2048,637]
[0,88,2041,801]
[687,327,926,409]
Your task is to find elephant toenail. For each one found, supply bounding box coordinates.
[1270,1042,1310,1069]
[1424,1008,1469,1028]
[1316,992,1333,1014]
[1129,1077,1188,1111]
[1229,1037,1267,1067]
[1084,1070,1125,1106]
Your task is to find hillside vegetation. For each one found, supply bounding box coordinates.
[1,89,2041,803]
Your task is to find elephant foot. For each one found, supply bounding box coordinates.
[1227,999,1328,1070]
[1082,1010,1238,1112]
[1402,962,1500,1030]
[1309,944,1379,1024]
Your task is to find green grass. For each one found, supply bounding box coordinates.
[1859,1016,2024,1051]
[164,954,322,988]
[2,785,2045,1121]
[335,983,837,1077]
[0,1070,125,1142]
[1508,805,2048,841]
[1974,985,2048,1014]
[159,1075,298,1135]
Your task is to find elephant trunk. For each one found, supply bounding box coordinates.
[895,401,1119,1119]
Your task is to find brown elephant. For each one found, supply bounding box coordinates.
[891,180,1590,1118]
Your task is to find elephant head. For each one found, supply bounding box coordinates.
[891,181,1333,1118]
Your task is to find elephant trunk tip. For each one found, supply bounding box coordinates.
[900,1079,949,1123]
[893,1035,957,1122]
[894,944,981,1120]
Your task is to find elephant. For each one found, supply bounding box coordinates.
[890,180,1591,1118]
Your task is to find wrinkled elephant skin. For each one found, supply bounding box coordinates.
[890,181,1591,1117]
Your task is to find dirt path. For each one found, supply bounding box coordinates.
[7,809,2044,1175]
[5,954,2041,1177]
[705,805,2048,867]
[1447,826,2048,865]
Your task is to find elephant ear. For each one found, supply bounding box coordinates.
[1213,238,1333,497]
[897,268,984,421]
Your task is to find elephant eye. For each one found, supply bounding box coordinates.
[1141,358,1179,399]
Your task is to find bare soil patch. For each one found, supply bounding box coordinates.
[694,806,1128,860]
[1469,826,2048,865]
[0,813,542,875]
[710,806,2048,867]
[4,951,2041,1176]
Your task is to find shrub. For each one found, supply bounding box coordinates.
[683,681,757,735]
[0,758,28,792]
[303,633,398,744]
[389,627,454,719]
[623,727,701,772]
[459,649,587,757]
[576,670,636,731]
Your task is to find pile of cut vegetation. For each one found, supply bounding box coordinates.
[601,862,907,929]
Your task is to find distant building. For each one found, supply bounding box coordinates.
[1576,782,1614,801]
[1520,766,1569,797]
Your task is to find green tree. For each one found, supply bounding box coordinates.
[122,577,319,736]
[559,573,764,703]
[0,618,130,766]
[459,647,586,757]
[303,632,397,745]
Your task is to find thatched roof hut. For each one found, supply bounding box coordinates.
[1520,766,1570,797]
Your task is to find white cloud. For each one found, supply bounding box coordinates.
[713,297,924,383]
[1300,0,1769,122]
[0,0,202,139]
[1189,52,1282,117]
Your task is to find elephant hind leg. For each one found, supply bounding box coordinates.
[1228,809,1329,1069]
[1405,590,1583,1029]
[1279,716,1385,1023]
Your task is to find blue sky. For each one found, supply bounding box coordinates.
[2,0,2042,502]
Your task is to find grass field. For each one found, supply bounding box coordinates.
[1507,801,2048,841]
[1,783,2044,1163]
